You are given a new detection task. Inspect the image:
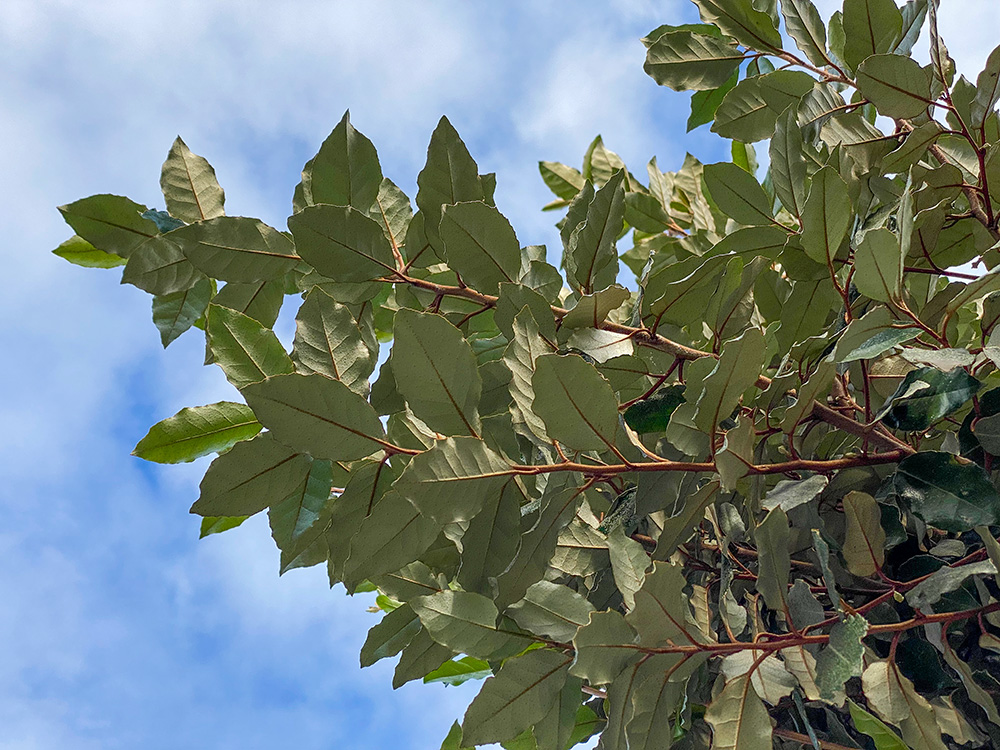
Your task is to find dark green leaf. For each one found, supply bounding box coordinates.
[877,367,981,431]
[152,277,213,347]
[624,385,686,434]
[693,0,782,52]
[895,451,1000,532]
[842,0,903,72]
[174,216,298,282]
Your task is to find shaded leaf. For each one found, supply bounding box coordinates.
[291,287,374,394]
[878,368,981,432]
[506,581,595,642]
[58,194,157,259]
[440,201,521,295]
[704,162,773,225]
[643,30,744,91]
[857,54,933,119]
[532,353,620,451]
[174,216,298,282]
[461,649,571,747]
[191,433,311,517]
[570,610,640,685]
[393,308,482,437]
[152,277,213,347]
[241,373,388,461]
[289,204,396,282]
[800,166,851,266]
[704,673,773,750]
[842,491,887,577]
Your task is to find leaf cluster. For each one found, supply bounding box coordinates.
[57,2,1000,748]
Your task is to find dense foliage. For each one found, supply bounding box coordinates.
[56,0,1000,748]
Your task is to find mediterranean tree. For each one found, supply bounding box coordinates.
[55,0,1000,748]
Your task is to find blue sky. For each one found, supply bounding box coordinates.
[2,1,998,748]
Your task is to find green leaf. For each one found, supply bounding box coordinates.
[133,402,261,464]
[58,194,157,259]
[769,105,807,217]
[694,327,765,436]
[269,458,334,572]
[842,0,903,72]
[654,480,720,559]
[712,70,815,142]
[191,433,311,517]
[206,304,294,389]
[199,515,247,538]
[704,162,773,225]
[122,233,206,296]
[416,116,484,250]
[848,699,910,750]
[303,110,382,212]
[642,30,744,91]
[410,590,533,660]
[289,204,396,282]
[241,373,388,462]
[779,0,829,66]
[754,508,790,613]
[570,610,640,685]
[160,136,225,223]
[561,284,631,330]
[762,474,828,512]
[532,353,620,451]
[360,603,420,667]
[800,166,851,266]
[862,660,949,750]
[393,308,482,437]
[506,581,595,642]
[566,170,625,295]
[342,490,441,589]
[854,228,903,304]
[832,306,920,363]
[392,628,454,689]
[877,367,981,432]
[495,283,557,341]
[393,437,509,527]
[972,44,1000,129]
[607,526,650,611]
[624,654,690,750]
[815,614,869,702]
[457,479,522,596]
[842,491,887,577]
[906,560,997,611]
[857,54,932,120]
[504,308,552,444]
[780,359,835,431]
[211,279,283,328]
[325,460,399,583]
[52,234,125,268]
[704,673,773,750]
[627,560,703,647]
[439,201,521,295]
[689,70,739,131]
[424,656,492,686]
[539,161,584,200]
[291,287,374,394]
[693,0,782,52]
[495,480,583,611]
[624,385,686,434]
[152,277,213,347]
[461,649,571,747]
[171,216,298,283]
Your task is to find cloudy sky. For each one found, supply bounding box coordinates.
[2,1,999,748]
